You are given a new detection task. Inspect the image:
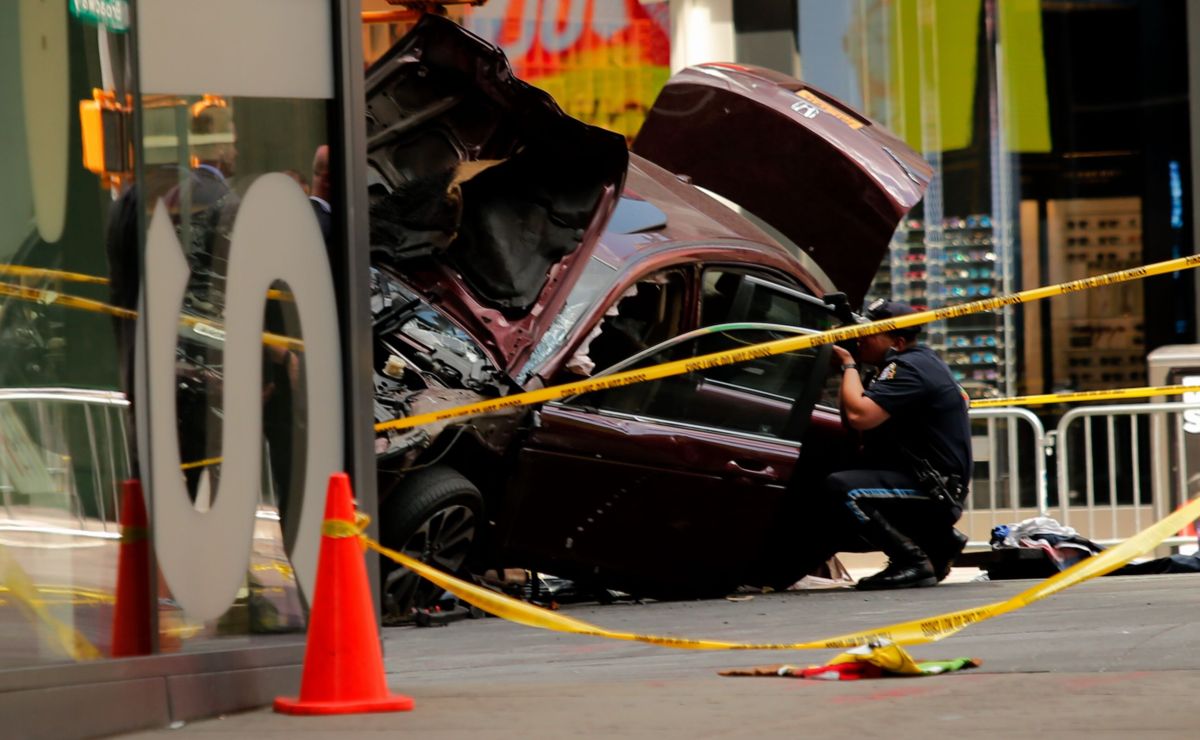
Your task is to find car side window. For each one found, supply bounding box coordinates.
[519,255,618,382]
[702,269,834,331]
[556,269,687,379]
[701,269,840,405]
[567,326,823,440]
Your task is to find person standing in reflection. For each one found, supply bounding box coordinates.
[105,102,239,492]
[308,144,332,246]
[263,144,329,539]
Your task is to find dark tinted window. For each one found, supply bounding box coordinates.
[701,269,835,332]
[570,326,822,439]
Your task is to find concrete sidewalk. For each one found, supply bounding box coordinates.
[121,574,1200,739]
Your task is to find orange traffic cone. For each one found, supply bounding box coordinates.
[274,473,414,715]
[111,479,152,657]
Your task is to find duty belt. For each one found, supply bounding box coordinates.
[902,449,967,507]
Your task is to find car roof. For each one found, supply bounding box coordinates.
[592,153,830,296]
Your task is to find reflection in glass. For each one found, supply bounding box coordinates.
[137,93,326,647]
[0,5,134,667]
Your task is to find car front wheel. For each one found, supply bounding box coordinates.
[379,466,482,623]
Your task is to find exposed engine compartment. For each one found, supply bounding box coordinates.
[371,266,512,469]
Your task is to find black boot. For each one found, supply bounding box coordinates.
[927,528,969,582]
[856,511,937,591]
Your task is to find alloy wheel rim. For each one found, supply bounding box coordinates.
[385,503,476,616]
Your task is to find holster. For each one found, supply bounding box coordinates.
[903,449,967,508]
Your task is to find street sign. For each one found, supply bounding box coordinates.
[70,0,129,33]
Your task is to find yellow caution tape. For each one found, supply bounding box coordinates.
[0,280,136,320]
[0,546,102,661]
[345,491,1200,651]
[0,264,294,302]
[369,381,1200,433]
[971,384,1197,408]
[377,254,1200,433]
[0,265,111,285]
[0,279,304,352]
[0,585,116,606]
[178,313,304,353]
[251,561,296,580]
[323,519,362,539]
[180,456,223,472]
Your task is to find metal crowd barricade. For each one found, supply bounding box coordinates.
[964,407,1049,546]
[0,388,131,532]
[1055,400,1200,548]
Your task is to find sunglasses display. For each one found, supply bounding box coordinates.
[864,212,1007,401]
[865,200,1149,401]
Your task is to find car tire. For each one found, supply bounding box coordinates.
[379,466,483,624]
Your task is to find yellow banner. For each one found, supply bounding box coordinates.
[997,0,1052,152]
[889,0,982,153]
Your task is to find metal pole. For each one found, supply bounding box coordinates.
[1084,417,1096,536]
[987,417,998,513]
[1007,415,1019,514]
[1106,415,1117,539]
[1132,414,1142,530]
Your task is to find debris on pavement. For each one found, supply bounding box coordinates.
[990,517,1104,569]
[785,574,856,590]
[719,641,980,681]
[1112,552,1200,575]
[977,516,1200,579]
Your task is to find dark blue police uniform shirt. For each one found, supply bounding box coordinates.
[861,345,973,482]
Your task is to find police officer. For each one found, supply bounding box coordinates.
[824,299,973,590]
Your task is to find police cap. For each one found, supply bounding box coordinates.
[864,298,921,340]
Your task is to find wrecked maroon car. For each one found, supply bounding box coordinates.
[368,15,930,616]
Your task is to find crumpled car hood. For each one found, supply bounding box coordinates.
[633,63,931,308]
[366,14,628,375]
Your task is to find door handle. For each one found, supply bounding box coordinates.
[724,460,778,480]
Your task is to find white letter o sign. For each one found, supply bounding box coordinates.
[138,174,343,622]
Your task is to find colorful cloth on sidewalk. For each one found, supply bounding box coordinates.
[719,641,980,681]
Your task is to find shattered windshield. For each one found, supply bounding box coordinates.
[518,256,618,383]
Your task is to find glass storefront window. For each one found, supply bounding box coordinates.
[798,0,1010,402]
[131,0,343,650]
[0,0,343,668]
[795,0,1194,512]
[0,1,136,668]
[131,92,329,646]
[797,0,1193,402]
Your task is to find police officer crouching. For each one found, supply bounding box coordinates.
[824,299,973,590]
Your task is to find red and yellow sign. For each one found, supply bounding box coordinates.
[361,1,666,143]
[460,1,669,141]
